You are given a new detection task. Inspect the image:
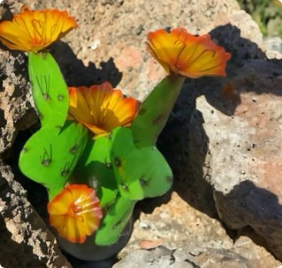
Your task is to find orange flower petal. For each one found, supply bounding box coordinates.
[83,123,108,136]
[48,184,102,243]
[0,5,77,52]
[68,87,94,124]
[147,27,231,78]
[68,82,139,137]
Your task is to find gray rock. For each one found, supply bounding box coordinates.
[190,57,282,260]
[114,246,252,268]
[114,247,192,268]
[0,162,72,268]
[264,36,282,58]
[0,49,37,156]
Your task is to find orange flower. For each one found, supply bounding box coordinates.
[147,28,231,78]
[68,82,138,137]
[0,5,77,52]
[47,184,102,243]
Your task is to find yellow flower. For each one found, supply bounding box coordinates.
[68,82,139,137]
[0,5,77,52]
[147,27,231,78]
[48,184,102,244]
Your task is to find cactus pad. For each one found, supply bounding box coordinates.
[28,52,69,133]
[110,127,173,200]
[19,121,88,199]
[73,135,118,208]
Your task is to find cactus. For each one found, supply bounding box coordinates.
[95,194,135,245]
[19,121,88,199]
[22,51,179,247]
[131,76,185,147]
[28,52,69,133]
[21,35,183,249]
[110,127,173,201]
[73,135,118,208]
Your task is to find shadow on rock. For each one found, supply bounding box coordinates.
[157,23,282,220]
[50,41,123,88]
[207,24,282,116]
[157,86,217,218]
[214,180,282,260]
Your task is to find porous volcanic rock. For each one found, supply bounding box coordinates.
[0,162,72,268]
[193,58,282,260]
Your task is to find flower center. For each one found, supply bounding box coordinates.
[68,203,82,216]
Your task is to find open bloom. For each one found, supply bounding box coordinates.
[68,82,139,137]
[0,5,77,52]
[48,184,102,243]
[147,27,231,78]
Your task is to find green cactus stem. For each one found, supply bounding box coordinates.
[131,75,185,147]
[28,52,69,133]
[110,127,173,201]
[95,194,135,246]
[72,135,118,208]
[19,121,88,199]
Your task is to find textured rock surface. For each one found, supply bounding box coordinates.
[117,192,281,268]
[0,162,71,268]
[1,0,282,268]
[193,59,282,260]
[0,48,36,156]
[114,247,254,268]
[264,36,282,59]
